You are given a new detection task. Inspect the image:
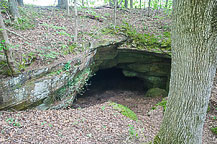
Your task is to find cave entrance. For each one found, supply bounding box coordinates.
[74,67,147,108]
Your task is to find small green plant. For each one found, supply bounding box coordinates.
[56,31,72,38]
[109,102,138,121]
[41,121,47,125]
[152,98,167,112]
[6,118,21,127]
[41,23,67,30]
[14,17,35,30]
[212,116,216,120]
[44,51,59,59]
[210,127,217,135]
[0,40,6,51]
[61,43,76,55]
[63,61,71,71]
[58,133,63,137]
[0,0,9,12]
[68,44,76,53]
[87,133,92,137]
[17,52,36,71]
[101,105,106,111]
[128,125,139,139]
[207,105,211,112]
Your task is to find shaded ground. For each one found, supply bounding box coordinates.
[0,72,216,143]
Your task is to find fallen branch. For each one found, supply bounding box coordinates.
[85,15,104,22]
[5,28,28,40]
[94,5,113,9]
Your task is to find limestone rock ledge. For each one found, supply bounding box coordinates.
[0,38,171,110]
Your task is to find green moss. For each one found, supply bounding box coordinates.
[145,88,168,97]
[51,68,92,103]
[104,22,171,54]
[9,101,31,111]
[211,127,217,135]
[109,102,138,121]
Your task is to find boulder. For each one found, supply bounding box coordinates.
[145,88,168,97]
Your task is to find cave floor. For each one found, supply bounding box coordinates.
[0,88,216,143]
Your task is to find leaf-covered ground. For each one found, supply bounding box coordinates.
[1,5,171,75]
[0,75,216,144]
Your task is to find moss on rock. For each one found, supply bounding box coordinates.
[109,102,138,121]
[145,88,167,97]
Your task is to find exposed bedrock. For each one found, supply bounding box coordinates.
[0,39,171,110]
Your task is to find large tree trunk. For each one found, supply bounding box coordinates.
[139,0,141,9]
[82,0,84,6]
[58,0,66,9]
[74,0,77,43]
[109,0,113,7]
[130,0,133,8]
[114,0,117,27]
[8,0,20,21]
[148,0,151,16]
[0,11,16,76]
[165,0,168,8]
[66,0,69,15]
[144,1,146,9]
[154,0,217,143]
[118,0,123,7]
[17,0,24,6]
[124,0,128,8]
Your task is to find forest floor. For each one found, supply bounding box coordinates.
[0,74,216,144]
[1,5,171,76]
[0,5,216,144]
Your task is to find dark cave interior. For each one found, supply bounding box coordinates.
[77,67,147,98]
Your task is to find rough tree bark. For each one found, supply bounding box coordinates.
[140,0,141,9]
[17,0,24,6]
[0,11,16,75]
[109,0,113,7]
[82,0,84,6]
[58,0,67,9]
[57,0,62,7]
[66,0,69,15]
[130,0,133,8]
[114,0,117,27]
[74,0,77,43]
[148,0,151,16]
[118,0,123,7]
[154,0,217,143]
[124,0,128,8]
[144,0,146,9]
[8,0,20,21]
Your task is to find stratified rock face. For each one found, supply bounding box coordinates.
[95,48,171,90]
[0,38,171,111]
